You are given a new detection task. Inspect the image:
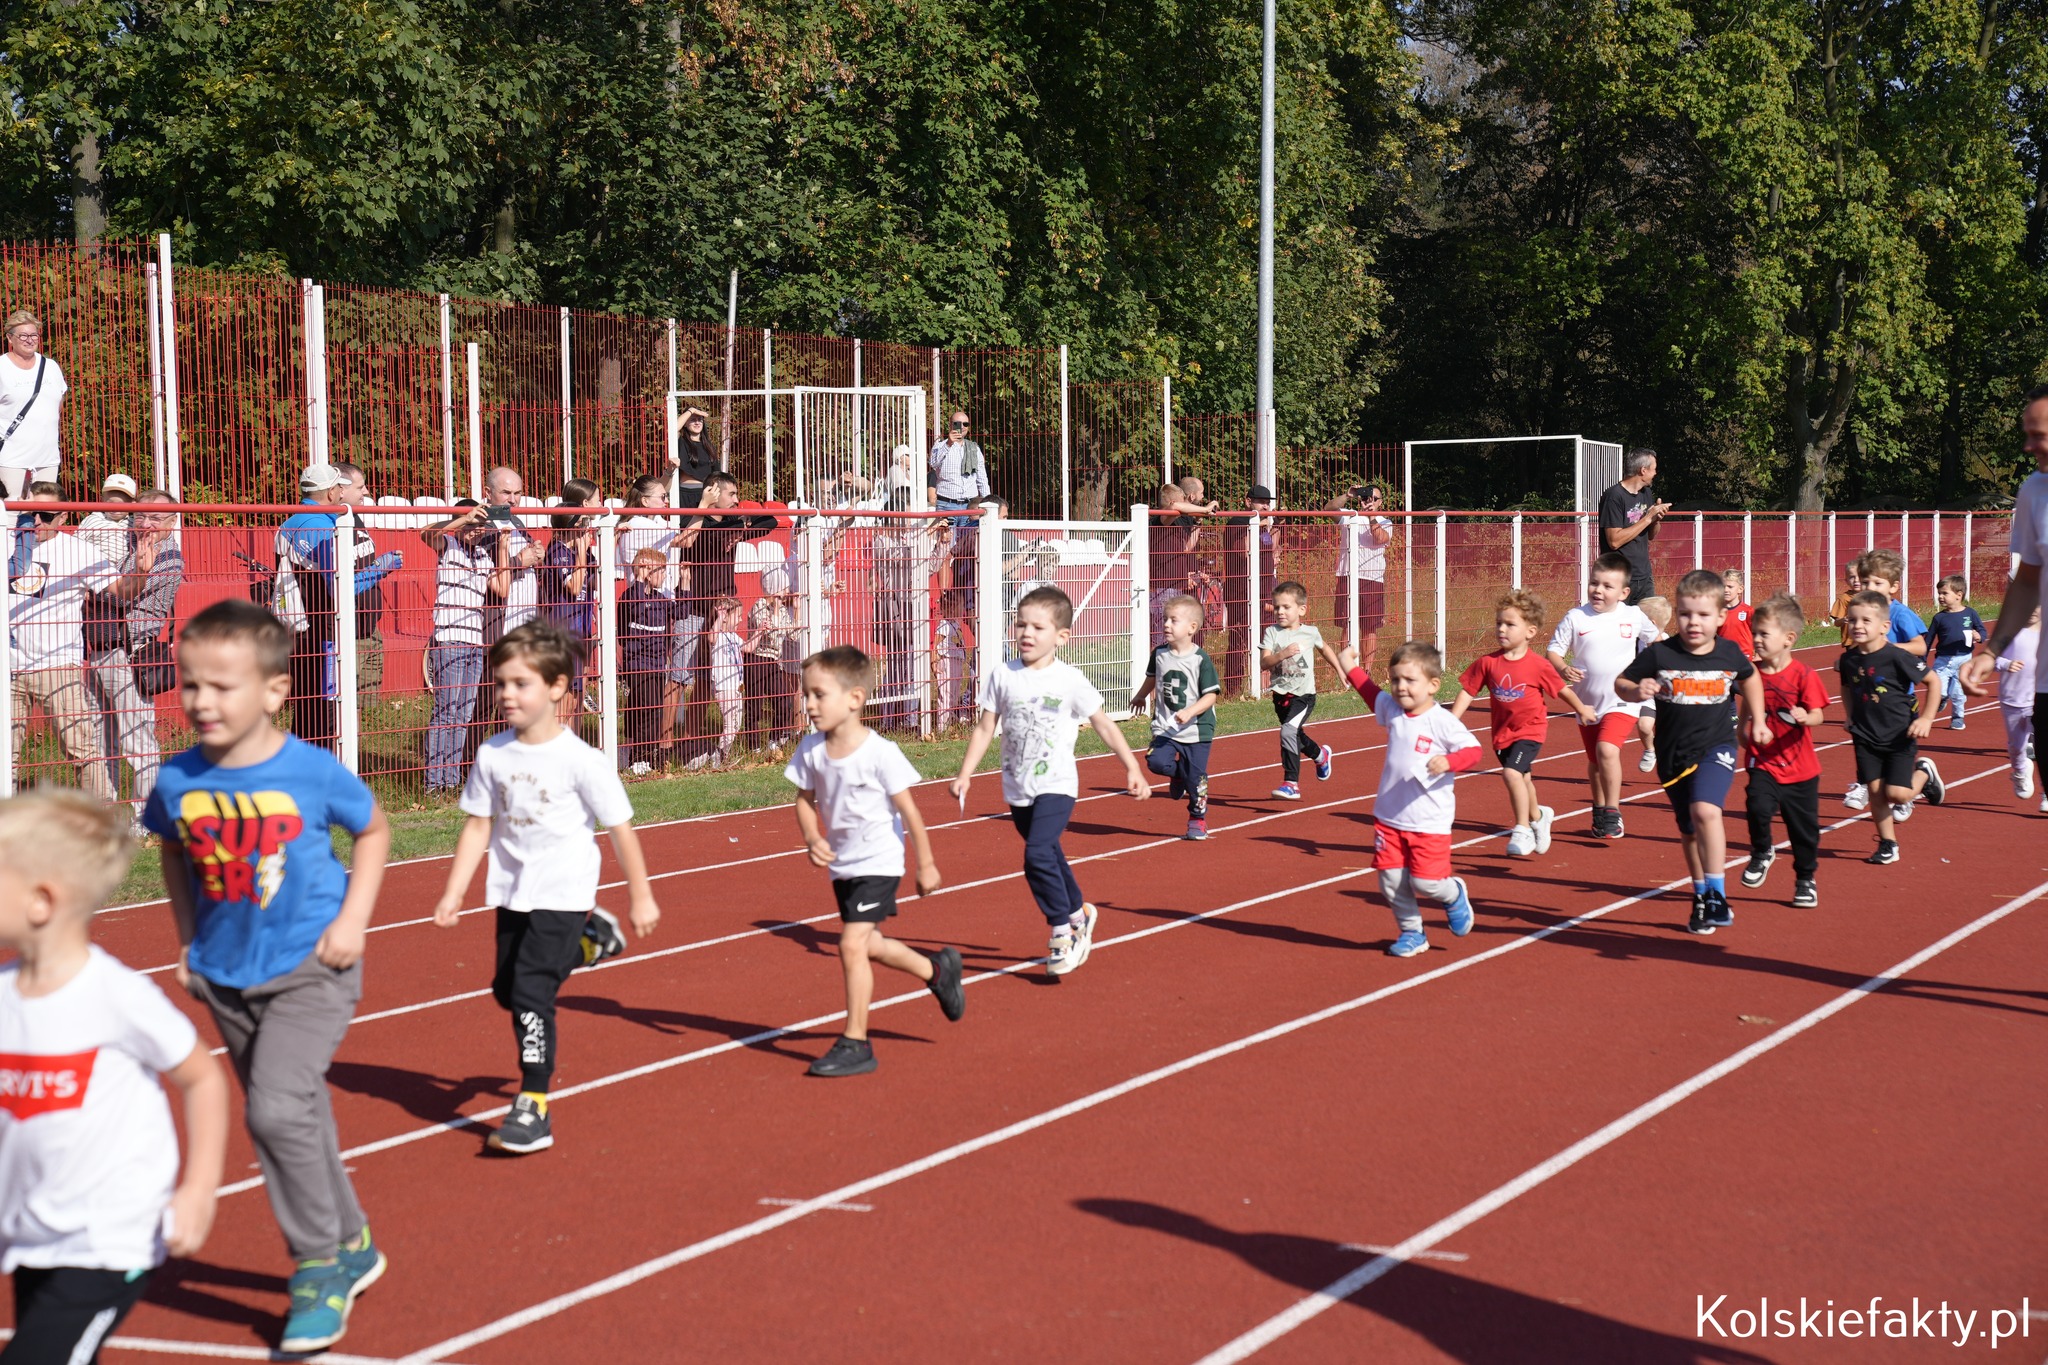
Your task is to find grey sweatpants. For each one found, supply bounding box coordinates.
[1380,866,1460,935]
[189,953,368,1263]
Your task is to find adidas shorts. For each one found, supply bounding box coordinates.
[1664,742,1739,835]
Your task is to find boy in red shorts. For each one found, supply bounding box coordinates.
[1739,595,1827,907]
[1548,552,1655,838]
[1450,589,1594,857]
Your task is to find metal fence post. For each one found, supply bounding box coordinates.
[806,513,827,658]
[157,232,182,500]
[1347,514,1362,652]
[145,262,166,490]
[1058,343,1070,530]
[979,505,1005,687]
[1741,512,1751,596]
[1434,512,1448,660]
[1786,512,1796,600]
[559,306,573,483]
[1401,442,1413,639]
[439,294,455,501]
[1963,513,1973,600]
[1129,504,1151,700]
[853,338,864,476]
[664,318,678,499]
[466,343,483,500]
[1865,510,1874,551]
[0,510,12,795]
[1162,376,1173,486]
[764,329,776,502]
[1931,510,1941,598]
[1827,512,1836,600]
[598,515,619,766]
[1693,511,1704,567]
[1511,513,1523,589]
[1900,512,1910,604]
[335,505,359,771]
[1247,509,1263,700]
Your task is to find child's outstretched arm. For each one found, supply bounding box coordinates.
[951,706,999,804]
[1129,674,1155,712]
[433,814,494,926]
[606,821,661,937]
[160,842,198,990]
[794,788,834,869]
[891,789,943,895]
[318,804,389,969]
[1315,638,1348,677]
[1908,667,1942,738]
[162,1040,228,1256]
[1448,687,1477,721]
[1338,644,1382,705]
[1087,710,1151,798]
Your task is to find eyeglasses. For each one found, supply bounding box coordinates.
[32,509,62,524]
[950,421,969,431]
[8,331,39,342]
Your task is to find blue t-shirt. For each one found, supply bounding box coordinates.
[1886,600,1926,645]
[143,734,378,989]
[1925,607,1985,658]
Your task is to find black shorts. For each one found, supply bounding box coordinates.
[1495,739,1542,773]
[1853,737,1919,790]
[9,1265,152,1364]
[1664,743,1739,835]
[832,875,900,924]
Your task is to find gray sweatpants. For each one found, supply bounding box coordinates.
[189,953,368,1263]
[1380,866,1461,935]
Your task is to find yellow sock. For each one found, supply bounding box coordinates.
[519,1090,548,1116]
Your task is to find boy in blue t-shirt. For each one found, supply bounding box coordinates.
[1841,549,1925,811]
[1924,573,1985,731]
[145,600,392,1356]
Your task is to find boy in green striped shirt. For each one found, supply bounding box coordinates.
[1130,594,1223,839]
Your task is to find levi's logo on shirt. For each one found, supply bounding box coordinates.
[0,1049,96,1119]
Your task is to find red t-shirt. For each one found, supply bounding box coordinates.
[1721,602,1755,658]
[1457,651,1565,749]
[1747,658,1827,783]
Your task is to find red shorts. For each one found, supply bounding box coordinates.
[1373,825,1454,880]
[1578,712,1637,752]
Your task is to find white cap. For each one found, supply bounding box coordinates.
[300,464,343,493]
[101,473,138,497]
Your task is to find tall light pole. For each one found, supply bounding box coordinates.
[1255,0,1277,490]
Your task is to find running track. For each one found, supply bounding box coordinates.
[10,641,2046,1364]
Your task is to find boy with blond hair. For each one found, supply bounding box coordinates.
[1131,594,1223,840]
[1842,548,1926,811]
[1450,589,1593,857]
[1740,596,1828,907]
[1261,580,1348,800]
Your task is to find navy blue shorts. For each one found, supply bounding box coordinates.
[1664,742,1739,835]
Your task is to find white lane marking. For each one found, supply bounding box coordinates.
[1338,1243,1467,1263]
[381,759,2015,1363]
[0,1327,470,1365]
[758,1197,872,1213]
[1191,872,2048,1364]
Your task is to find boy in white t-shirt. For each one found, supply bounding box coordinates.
[434,619,660,1155]
[1995,608,2041,804]
[0,789,228,1363]
[1340,641,1483,957]
[787,646,963,1077]
[952,585,1150,977]
[1548,551,1654,839]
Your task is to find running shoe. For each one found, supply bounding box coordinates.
[1704,890,1734,929]
[1687,893,1715,936]
[1444,878,1474,937]
[1792,879,1818,909]
[807,1036,877,1077]
[1505,825,1536,857]
[1866,839,1900,865]
[281,1262,351,1353]
[1741,850,1775,889]
[927,947,966,1022]
[1844,781,1869,811]
[1046,925,1079,975]
[1917,756,1945,805]
[581,907,626,967]
[1068,903,1100,971]
[1184,818,1208,841]
[1386,929,1430,958]
[1638,746,1657,773]
[1602,808,1625,840]
[337,1227,386,1291]
[1890,801,1913,824]
[1949,713,1967,731]
[2016,769,2036,801]
[627,761,653,777]
[488,1094,553,1153]
[1315,748,1334,782]
[2040,793,2047,815]
[1532,805,1555,854]
[1271,781,1301,801]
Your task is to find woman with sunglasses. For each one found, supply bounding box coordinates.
[0,311,66,499]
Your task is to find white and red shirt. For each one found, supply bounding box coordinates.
[1349,670,1483,834]
[1548,603,1653,718]
[0,947,197,1273]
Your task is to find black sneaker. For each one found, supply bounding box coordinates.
[1687,893,1715,935]
[1591,808,1614,839]
[808,1036,877,1077]
[1602,807,1625,840]
[1792,878,1818,908]
[1866,840,1900,865]
[488,1094,553,1153]
[580,907,626,967]
[927,946,966,1022]
[1917,757,1945,806]
[1741,851,1775,888]
[1705,890,1734,929]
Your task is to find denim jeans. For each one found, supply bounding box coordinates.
[426,641,485,790]
[1931,656,1966,722]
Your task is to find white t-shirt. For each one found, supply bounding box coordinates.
[0,947,196,1273]
[618,521,680,593]
[0,354,67,473]
[978,657,1104,805]
[1998,625,2039,708]
[459,730,636,911]
[1548,603,1654,718]
[1371,693,1479,834]
[2009,471,2048,683]
[498,524,538,630]
[8,532,117,672]
[783,730,923,880]
[710,631,744,696]
[1336,514,1394,580]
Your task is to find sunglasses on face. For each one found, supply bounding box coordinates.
[33,510,62,524]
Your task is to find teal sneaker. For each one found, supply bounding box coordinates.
[280,1261,348,1353]
[337,1227,388,1299]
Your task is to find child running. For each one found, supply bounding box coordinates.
[1130,594,1223,840]
[1,790,228,1365]
[1994,608,2040,804]
[1838,590,1945,864]
[1924,574,1985,732]
[1261,580,1347,800]
[1633,595,1672,772]
[433,618,660,1154]
[1739,595,1827,907]
[1616,569,1770,936]
[952,585,1150,977]
[1830,562,1861,644]
[1842,549,1927,811]
[1449,590,1594,857]
[1548,551,1655,838]
[788,646,964,1077]
[1340,641,1482,956]
[147,600,391,1353]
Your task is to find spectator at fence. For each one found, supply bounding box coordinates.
[1221,484,1277,693]
[422,501,507,792]
[482,465,542,633]
[1600,447,1670,604]
[675,472,778,758]
[333,462,385,697]
[1330,481,1395,669]
[934,585,974,723]
[670,407,719,508]
[744,564,800,754]
[0,311,65,499]
[620,547,679,774]
[540,478,601,725]
[929,410,990,519]
[7,483,117,800]
[276,465,401,750]
[685,596,746,770]
[1150,483,1205,646]
[86,489,183,821]
[618,472,678,586]
[76,473,137,562]
[869,489,943,728]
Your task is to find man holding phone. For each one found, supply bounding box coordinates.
[928,411,989,525]
[1599,448,1669,604]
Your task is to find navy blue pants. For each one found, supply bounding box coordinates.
[1011,794,1084,926]
[1147,737,1212,817]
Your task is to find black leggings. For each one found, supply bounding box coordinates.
[1272,691,1322,782]
[492,908,587,1092]
[4,1265,151,1365]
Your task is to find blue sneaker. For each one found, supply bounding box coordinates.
[1444,877,1474,937]
[281,1261,349,1353]
[1315,748,1333,781]
[337,1227,388,1298]
[1386,929,1430,958]
[1271,782,1301,801]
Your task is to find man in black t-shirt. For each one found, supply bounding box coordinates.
[1838,590,1946,865]
[1598,448,1670,604]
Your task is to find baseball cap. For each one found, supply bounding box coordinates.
[300,464,343,493]
[101,473,138,497]
[1247,484,1274,502]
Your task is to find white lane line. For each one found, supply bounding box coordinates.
[0,1327,468,1365]
[757,1196,872,1213]
[1190,871,2048,1364]
[383,758,2017,1363]
[1338,1243,1467,1263]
